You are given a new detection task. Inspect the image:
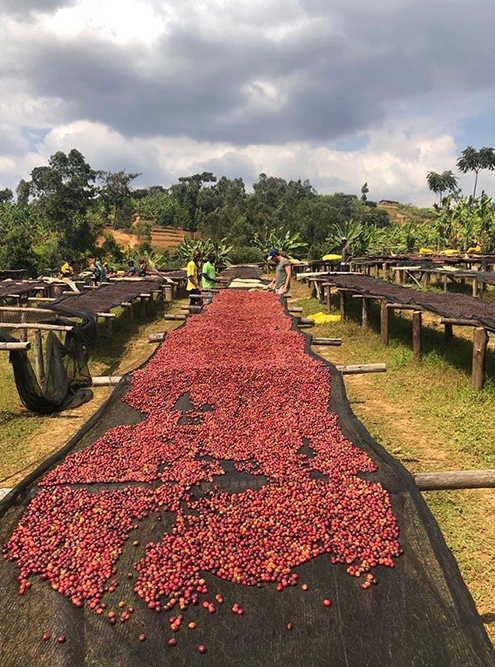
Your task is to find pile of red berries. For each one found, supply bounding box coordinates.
[4,290,401,642]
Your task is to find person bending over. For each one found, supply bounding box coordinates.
[267,248,292,295]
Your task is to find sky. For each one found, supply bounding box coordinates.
[1,0,495,205]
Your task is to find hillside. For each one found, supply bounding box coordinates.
[99,225,192,250]
[377,200,435,225]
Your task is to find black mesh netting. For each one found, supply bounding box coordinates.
[323,274,495,330]
[0,287,493,667]
[0,301,97,414]
[51,280,166,313]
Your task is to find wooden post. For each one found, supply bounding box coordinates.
[140,296,147,318]
[336,363,386,375]
[444,322,453,340]
[311,337,342,346]
[443,274,448,293]
[414,469,495,491]
[164,285,173,301]
[33,329,44,385]
[472,327,488,391]
[380,300,390,346]
[472,277,478,297]
[339,291,346,322]
[412,310,422,361]
[326,286,332,314]
[362,297,369,330]
[19,311,27,342]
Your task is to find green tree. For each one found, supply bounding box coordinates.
[28,149,99,256]
[16,179,30,206]
[99,170,140,229]
[361,182,369,202]
[457,146,495,197]
[426,170,458,203]
[0,188,13,204]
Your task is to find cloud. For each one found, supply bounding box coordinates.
[1,0,495,203]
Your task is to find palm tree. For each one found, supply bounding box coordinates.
[426,171,458,203]
[457,146,495,197]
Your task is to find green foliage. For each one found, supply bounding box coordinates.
[426,170,459,203]
[457,146,495,197]
[101,234,125,262]
[252,227,308,258]
[229,246,265,264]
[174,237,234,265]
[99,170,140,229]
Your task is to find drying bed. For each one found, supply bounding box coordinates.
[324,274,495,330]
[0,291,493,666]
[51,280,165,314]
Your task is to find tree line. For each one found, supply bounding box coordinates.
[0,149,392,274]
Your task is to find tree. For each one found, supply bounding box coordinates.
[170,172,217,235]
[457,146,495,197]
[28,149,99,255]
[16,179,30,206]
[99,170,140,229]
[361,182,369,202]
[426,170,458,203]
[0,188,13,205]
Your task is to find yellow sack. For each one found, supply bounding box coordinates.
[322,254,342,261]
[467,245,481,254]
[419,247,433,254]
[438,249,459,255]
[308,312,341,324]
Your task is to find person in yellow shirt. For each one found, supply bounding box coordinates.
[186,250,202,306]
[60,260,75,277]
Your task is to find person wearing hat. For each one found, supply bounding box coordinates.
[137,257,147,276]
[340,237,352,272]
[267,249,292,295]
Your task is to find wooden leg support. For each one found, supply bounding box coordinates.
[472,327,488,391]
[362,297,369,330]
[412,310,422,361]
[33,330,44,385]
[339,291,346,322]
[380,301,390,346]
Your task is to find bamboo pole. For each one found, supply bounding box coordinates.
[0,342,30,351]
[0,323,73,332]
[414,469,495,491]
[472,327,488,391]
[164,314,187,321]
[297,317,316,326]
[92,376,123,387]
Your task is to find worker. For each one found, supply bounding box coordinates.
[340,237,352,272]
[94,258,107,285]
[267,248,292,295]
[201,252,219,304]
[137,257,147,276]
[60,259,75,278]
[126,260,137,276]
[187,249,202,306]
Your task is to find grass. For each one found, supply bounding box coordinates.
[290,278,495,642]
[0,294,188,488]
